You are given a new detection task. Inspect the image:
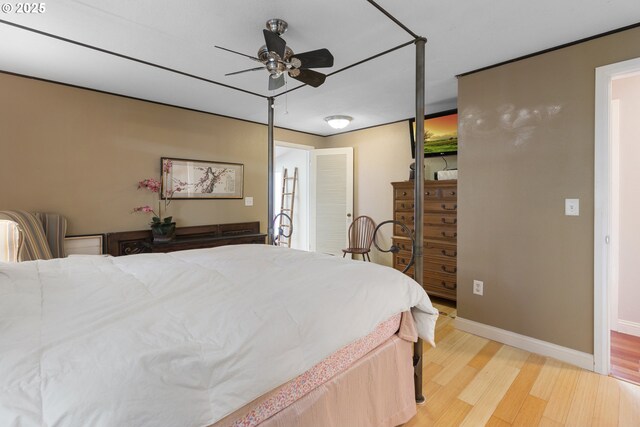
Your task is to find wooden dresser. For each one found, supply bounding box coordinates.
[106,222,266,256]
[391,180,457,301]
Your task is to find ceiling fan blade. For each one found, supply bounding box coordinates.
[215,45,262,63]
[225,67,265,77]
[263,29,286,58]
[268,74,285,91]
[291,48,334,69]
[289,69,326,88]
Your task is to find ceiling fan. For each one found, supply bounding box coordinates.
[215,19,334,90]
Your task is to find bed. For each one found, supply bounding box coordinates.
[0,244,438,426]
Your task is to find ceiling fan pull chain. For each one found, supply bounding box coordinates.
[284,80,289,114]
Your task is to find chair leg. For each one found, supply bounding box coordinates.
[343,252,346,258]
[366,252,371,262]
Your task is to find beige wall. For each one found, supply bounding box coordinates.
[457,27,640,353]
[0,73,322,235]
[326,123,457,266]
[612,74,640,329]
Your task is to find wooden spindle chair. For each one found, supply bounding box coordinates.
[342,215,376,261]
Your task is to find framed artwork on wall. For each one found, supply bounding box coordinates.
[161,157,244,200]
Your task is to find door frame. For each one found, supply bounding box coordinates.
[593,56,640,375]
[274,140,313,250]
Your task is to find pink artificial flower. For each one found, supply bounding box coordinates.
[133,205,155,214]
[138,178,161,193]
[162,159,173,173]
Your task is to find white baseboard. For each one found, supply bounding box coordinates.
[616,319,640,338]
[455,317,594,371]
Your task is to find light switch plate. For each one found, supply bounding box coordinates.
[244,197,253,206]
[565,198,579,216]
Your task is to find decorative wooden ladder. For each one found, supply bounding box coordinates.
[277,167,298,247]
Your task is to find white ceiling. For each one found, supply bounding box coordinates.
[1,1,638,136]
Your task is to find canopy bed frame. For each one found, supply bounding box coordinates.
[264,1,429,403]
[0,0,432,423]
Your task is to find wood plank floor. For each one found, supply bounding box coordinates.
[611,331,640,386]
[404,300,640,427]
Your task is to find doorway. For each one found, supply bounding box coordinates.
[274,141,312,251]
[594,57,640,383]
[273,144,354,255]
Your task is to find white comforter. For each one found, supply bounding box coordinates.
[0,244,437,427]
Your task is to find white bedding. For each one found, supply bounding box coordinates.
[0,244,438,427]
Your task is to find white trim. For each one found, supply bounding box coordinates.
[609,99,620,332]
[616,320,640,338]
[594,56,640,375]
[455,317,594,371]
[274,140,315,151]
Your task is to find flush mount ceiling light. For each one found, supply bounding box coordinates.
[324,115,353,129]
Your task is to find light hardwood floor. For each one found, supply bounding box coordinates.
[405,301,640,427]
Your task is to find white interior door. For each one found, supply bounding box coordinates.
[310,147,353,255]
[594,56,640,374]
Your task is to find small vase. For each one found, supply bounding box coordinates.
[151,222,176,243]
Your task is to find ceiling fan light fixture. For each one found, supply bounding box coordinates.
[325,115,353,129]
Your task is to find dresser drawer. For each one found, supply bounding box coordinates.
[425,225,457,242]
[392,237,413,253]
[423,273,457,293]
[394,187,414,200]
[393,253,456,273]
[393,251,414,269]
[393,222,457,241]
[425,181,457,199]
[394,212,457,226]
[395,212,415,224]
[424,213,457,226]
[391,238,457,259]
[393,216,458,239]
[424,240,457,259]
[424,256,457,275]
[424,200,458,213]
[395,200,415,211]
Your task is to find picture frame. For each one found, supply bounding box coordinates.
[409,109,458,158]
[161,157,244,200]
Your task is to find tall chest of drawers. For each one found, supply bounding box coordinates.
[391,180,457,301]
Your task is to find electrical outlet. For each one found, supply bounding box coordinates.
[244,197,253,206]
[473,280,484,296]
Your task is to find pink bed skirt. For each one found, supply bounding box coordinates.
[212,312,418,427]
[254,335,416,427]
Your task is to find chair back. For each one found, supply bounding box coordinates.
[0,211,67,261]
[33,212,67,258]
[348,216,376,250]
[0,220,21,262]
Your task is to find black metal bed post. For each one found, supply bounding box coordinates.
[267,97,275,245]
[413,36,427,405]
